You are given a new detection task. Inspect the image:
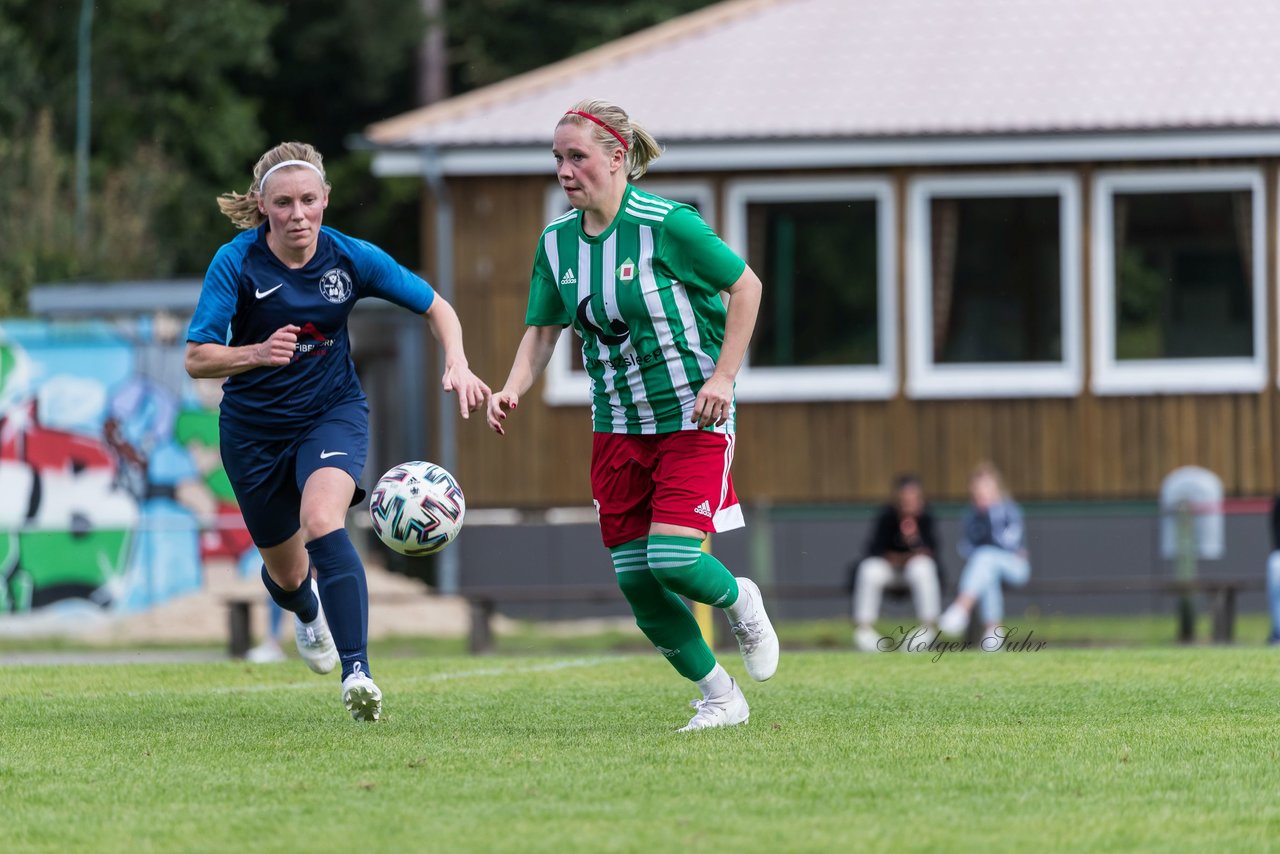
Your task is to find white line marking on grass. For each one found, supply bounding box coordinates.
[204,656,616,697]
[15,656,621,701]
[408,656,616,684]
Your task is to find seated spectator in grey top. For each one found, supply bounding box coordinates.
[938,461,1030,647]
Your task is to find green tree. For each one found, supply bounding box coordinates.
[0,112,175,315]
[233,0,725,266]
[0,0,42,132]
[445,0,722,91]
[237,0,430,264]
[0,0,725,316]
[0,0,279,312]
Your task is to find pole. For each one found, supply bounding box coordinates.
[74,0,94,249]
[417,0,448,106]
[1174,500,1196,643]
[421,145,459,595]
[693,536,715,646]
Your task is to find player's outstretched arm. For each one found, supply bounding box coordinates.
[184,325,300,379]
[487,325,561,436]
[691,266,762,429]
[424,297,491,418]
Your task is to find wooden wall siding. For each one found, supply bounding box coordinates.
[450,389,1280,507]
[424,175,589,506]
[424,170,1280,508]
[730,394,1278,504]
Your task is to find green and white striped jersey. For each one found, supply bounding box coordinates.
[526,186,747,434]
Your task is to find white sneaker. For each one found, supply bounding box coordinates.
[938,603,970,637]
[903,625,938,652]
[678,678,749,732]
[854,625,883,653]
[729,577,779,681]
[294,580,338,675]
[342,670,382,722]
[246,639,286,663]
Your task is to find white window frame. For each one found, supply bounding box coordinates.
[541,181,717,406]
[722,177,897,401]
[906,172,1082,399]
[1090,168,1267,395]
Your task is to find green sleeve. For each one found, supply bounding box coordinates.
[658,206,747,294]
[524,237,571,326]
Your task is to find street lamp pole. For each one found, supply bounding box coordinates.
[74,0,94,249]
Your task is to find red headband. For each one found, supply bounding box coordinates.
[565,110,629,152]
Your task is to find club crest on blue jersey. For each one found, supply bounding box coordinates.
[319,268,353,304]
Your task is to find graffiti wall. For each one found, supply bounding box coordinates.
[0,315,257,618]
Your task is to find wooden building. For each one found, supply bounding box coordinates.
[361,0,1280,507]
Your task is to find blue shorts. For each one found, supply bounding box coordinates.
[219,400,369,549]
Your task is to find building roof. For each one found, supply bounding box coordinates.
[363,0,1280,173]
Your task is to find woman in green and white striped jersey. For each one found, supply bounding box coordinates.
[487,99,779,732]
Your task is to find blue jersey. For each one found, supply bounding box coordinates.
[187,224,434,432]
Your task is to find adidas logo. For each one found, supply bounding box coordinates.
[655,645,680,658]
[560,268,577,285]
[693,500,712,518]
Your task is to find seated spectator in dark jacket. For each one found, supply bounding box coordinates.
[852,474,942,652]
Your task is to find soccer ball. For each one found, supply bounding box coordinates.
[369,461,465,556]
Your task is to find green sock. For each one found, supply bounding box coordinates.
[611,540,715,681]
[646,535,739,608]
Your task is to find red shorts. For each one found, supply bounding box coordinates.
[590,431,744,548]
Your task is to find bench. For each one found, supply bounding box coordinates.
[458,574,1267,653]
[461,585,624,655]
[1014,575,1265,644]
[223,591,409,659]
[225,597,257,658]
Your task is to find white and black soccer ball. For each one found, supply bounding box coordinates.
[369,461,465,556]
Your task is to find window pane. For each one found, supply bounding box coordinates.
[746,199,879,367]
[1113,190,1253,360]
[931,195,1061,364]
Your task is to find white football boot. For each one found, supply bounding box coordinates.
[245,639,287,663]
[728,577,779,681]
[937,603,970,637]
[341,667,383,722]
[679,678,749,732]
[903,625,939,652]
[294,580,339,675]
[854,625,883,653]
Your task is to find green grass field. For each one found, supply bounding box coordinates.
[4,646,1279,853]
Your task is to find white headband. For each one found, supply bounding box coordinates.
[257,159,324,192]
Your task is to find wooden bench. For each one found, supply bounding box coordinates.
[461,585,624,655]
[223,591,410,659]
[458,574,1267,653]
[1014,575,1265,644]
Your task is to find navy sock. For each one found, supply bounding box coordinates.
[305,529,370,680]
[260,564,319,624]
